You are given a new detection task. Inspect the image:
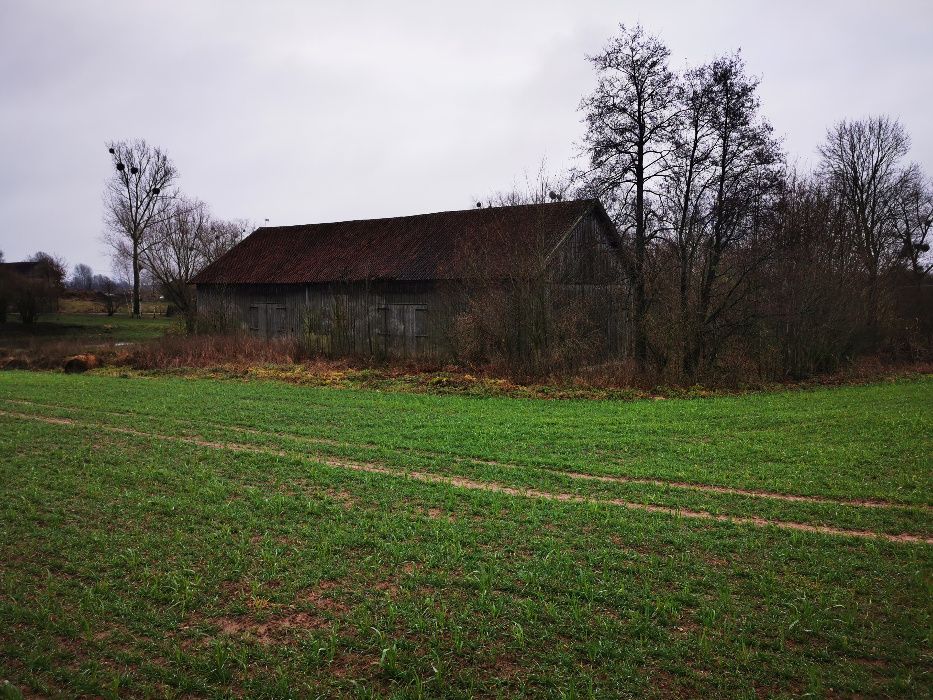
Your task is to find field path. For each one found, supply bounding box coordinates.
[3,407,930,546]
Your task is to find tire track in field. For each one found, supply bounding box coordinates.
[0,397,922,512]
[2,407,931,546]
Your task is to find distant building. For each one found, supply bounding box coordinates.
[192,199,626,358]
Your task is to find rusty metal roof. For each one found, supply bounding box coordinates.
[192,199,607,285]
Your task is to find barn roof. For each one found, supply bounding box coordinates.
[192,199,612,285]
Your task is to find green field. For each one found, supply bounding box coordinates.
[1,372,931,698]
[0,313,174,349]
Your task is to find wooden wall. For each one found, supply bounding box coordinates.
[196,280,453,358]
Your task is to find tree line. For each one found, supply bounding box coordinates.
[480,24,931,381]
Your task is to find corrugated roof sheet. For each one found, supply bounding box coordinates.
[192,199,602,285]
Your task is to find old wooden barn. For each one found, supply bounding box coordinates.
[192,198,626,359]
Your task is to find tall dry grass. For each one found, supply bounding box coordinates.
[123,334,310,369]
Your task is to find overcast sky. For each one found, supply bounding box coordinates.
[1,0,931,274]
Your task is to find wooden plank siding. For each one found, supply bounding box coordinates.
[196,280,455,358]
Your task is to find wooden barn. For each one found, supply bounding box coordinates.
[192,198,626,359]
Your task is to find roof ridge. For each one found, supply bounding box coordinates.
[256,198,595,231]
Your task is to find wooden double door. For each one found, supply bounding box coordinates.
[381,303,427,357]
[249,302,287,339]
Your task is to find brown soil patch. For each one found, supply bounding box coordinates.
[213,610,328,644]
[671,615,702,637]
[324,488,358,510]
[4,408,932,546]
[413,505,455,521]
[327,649,381,681]
[854,656,889,670]
[0,409,74,426]
[299,582,351,614]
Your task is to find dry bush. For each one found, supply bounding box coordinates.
[450,277,622,381]
[122,333,310,369]
[560,358,654,390]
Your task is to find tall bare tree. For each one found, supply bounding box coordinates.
[103,139,177,317]
[819,117,911,327]
[683,54,782,375]
[658,64,718,370]
[579,24,680,363]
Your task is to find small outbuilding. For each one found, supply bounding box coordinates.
[192,198,626,359]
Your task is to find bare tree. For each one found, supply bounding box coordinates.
[658,64,717,371]
[579,24,680,363]
[763,172,867,377]
[457,165,601,373]
[87,274,120,316]
[199,217,249,266]
[9,252,67,324]
[28,251,67,280]
[682,54,782,376]
[893,166,933,280]
[103,139,178,318]
[0,260,7,324]
[481,160,573,207]
[143,198,245,329]
[71,263,94,291]
[819,117,911,327]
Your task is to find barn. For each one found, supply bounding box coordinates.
[192,198,626,359]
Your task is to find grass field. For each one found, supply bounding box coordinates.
[57,298,167,317]
[1,371,931,698]
[0,313,174,350]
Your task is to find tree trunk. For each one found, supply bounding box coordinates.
[679,252,692,376]
[633,136,648,364]
[132,236,141,318]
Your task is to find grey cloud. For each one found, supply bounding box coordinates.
[1,0,930,272]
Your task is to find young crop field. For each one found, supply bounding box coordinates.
[0,371,931,698]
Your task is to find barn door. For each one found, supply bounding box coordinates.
[249,303,287,340]
[384,304,406,356]
[383,303,427,357]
